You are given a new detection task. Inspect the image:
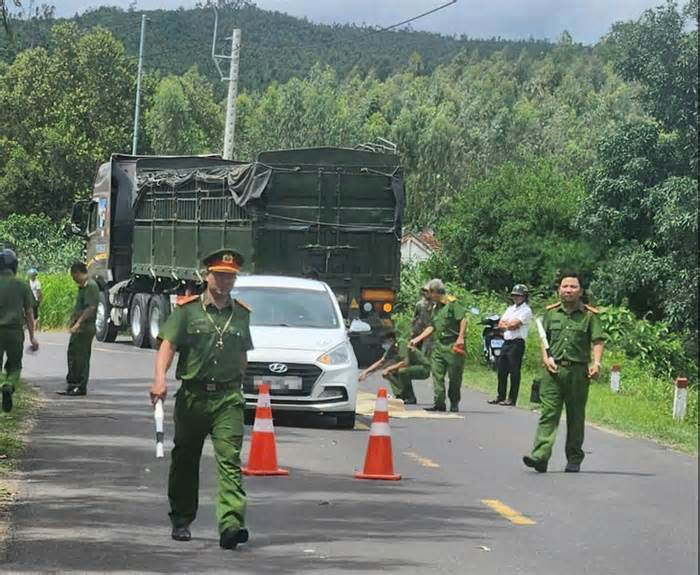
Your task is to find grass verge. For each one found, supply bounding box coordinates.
[1,379,38,552]
[463,364,698,455]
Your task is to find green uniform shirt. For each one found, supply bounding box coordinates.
[431,297,466,345]
[543,302,605,364]
[381,339,430,369]
[160,294,253,384]
[0,271,33,329]
[411,298,433,338]
[71,279,100,332]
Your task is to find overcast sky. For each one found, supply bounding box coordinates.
[54,0,667,44]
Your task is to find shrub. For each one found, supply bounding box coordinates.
[39,273,77,329]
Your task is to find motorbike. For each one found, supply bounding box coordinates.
[480,314,504,370]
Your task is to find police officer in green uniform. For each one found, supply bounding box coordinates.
[359,329,430,404]
[61,262,99,396]
[411,283,434,358]
[523,272,605,473]
[411,279,468,413]
[150,248,253,550]
[0,249,39,413]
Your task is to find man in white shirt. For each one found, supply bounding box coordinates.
[28,268,42,330]
[488,284,532,406]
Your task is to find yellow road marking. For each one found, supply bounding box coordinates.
[481,499,536,525]
[402,451,440,468]
[354,422,370,431]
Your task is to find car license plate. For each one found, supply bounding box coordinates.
[253,376,303,391]
[491,339,505,349]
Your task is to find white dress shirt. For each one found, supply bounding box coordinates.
[501,303,532,341]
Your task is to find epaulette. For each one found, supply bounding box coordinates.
[235,298,252,312]
[175,295,199,306]
[584,304,599,314]
[545,302,561,310]
[445,295,457,303]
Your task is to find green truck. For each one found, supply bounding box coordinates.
[70,147,404,362]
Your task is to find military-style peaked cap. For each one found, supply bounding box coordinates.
[202,249,244,274]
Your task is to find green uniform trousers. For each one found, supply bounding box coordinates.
[431,343,465,409]
[66,329,95,391]
[169,385,246,534]
[0,327,24,394]
[384,365,431,400]
[531,364,590,464]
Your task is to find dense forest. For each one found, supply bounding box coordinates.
[0,2,554,94]
[0,1,697,351]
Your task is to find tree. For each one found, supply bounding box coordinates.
[0,23,135,219]
[605,0,698,173]
[144,67,223,155]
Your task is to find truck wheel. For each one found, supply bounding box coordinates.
[95,290,118,343]
[147,295,170,349]
[130,294,150,348]
[335,412,356,430]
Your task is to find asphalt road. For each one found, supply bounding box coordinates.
[1,332,697,574]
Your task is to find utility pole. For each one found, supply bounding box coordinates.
[212,9,241,160]
[222,28,241,160]
[132,14,147,155]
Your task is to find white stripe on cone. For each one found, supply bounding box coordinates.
[369,422,391,437]
[375,397,388,412]
[257,392,271,407]
[253,417,275,433]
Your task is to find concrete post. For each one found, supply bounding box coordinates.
[672,377,689,421]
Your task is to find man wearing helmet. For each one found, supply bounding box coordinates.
[0,249,39,413]
[488,284,532,406]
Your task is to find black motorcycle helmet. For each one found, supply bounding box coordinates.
[0,248,18,274]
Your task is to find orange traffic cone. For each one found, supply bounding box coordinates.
[354,387,401,481]
[243,383,289,476]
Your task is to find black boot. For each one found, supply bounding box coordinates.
[449,404,459,413]
[219,527,250,550]
[171,525,191,542]
[1,386,12,413]
[522,455,548,473]
[565,462,581,473]
[426,405,446,412]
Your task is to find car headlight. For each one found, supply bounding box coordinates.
[317,343,351,366]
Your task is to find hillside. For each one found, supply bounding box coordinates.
[0,4,555,93]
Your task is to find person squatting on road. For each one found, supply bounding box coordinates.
[523,272,605,474]
[150,249,253,550]
[359,328,431,405]
[60,262,99,397]
[411,282,434,358]
[0,249,39,413]
[411,279,468,413]
[488,284,532,406]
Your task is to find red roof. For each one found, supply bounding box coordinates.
[401,230,441,252]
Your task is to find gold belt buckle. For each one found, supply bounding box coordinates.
[206,383,217,392]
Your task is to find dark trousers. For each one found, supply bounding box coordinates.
[497,339,525,403]
[66,330,95,391]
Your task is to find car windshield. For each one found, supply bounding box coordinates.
[231,286,340,329]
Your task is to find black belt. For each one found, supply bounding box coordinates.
[556,360,585,367]
[503,338,524,344]
[184,380,239,393]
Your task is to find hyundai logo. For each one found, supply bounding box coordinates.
[268,363,288,374]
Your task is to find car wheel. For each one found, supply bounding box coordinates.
[335,412,356,430]
[130,294,150,348]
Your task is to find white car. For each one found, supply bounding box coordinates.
[232,275,359,429]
